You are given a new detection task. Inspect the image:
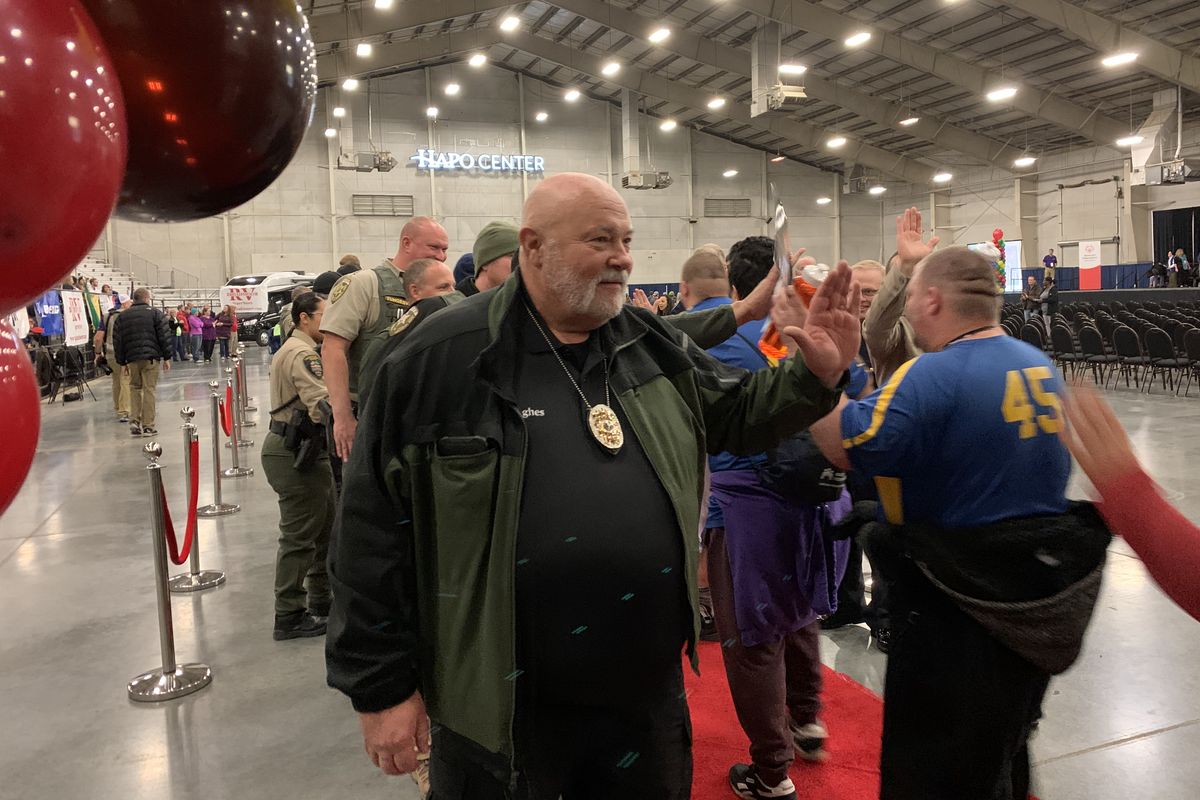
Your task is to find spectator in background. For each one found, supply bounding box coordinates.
[187,306,203,363]
[94,299,133,423]
[1043,248,1057,281]
[457,222,518,297]
[1040,276,1059,328]
[214,304,237,359]
[113,287,172,437]
[1174,248,1192,287]
[1148,262,1167,288]
[451,252,475,286]
[279,285,313,343]
[338,254,361,274]
[1021,275,1042,322]
[173,305,188,361]
[1168,251,1180,287]
[200,308,217,362]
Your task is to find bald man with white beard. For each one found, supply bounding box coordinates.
[326,173,862,799]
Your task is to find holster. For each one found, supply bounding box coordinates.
[284,407,326,469]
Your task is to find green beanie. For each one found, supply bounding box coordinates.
[472,221,520,276]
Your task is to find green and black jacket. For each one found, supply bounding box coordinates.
[325,271,845,759]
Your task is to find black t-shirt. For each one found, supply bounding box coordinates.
[514,306,688,708]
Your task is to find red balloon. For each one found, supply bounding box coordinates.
[0,0,127,315]
[0,322,40,518]
[79,0,318,222]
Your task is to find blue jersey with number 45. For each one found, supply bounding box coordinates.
[840,336,1070,528]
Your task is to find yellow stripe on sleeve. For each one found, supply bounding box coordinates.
[842,356,920,449]
[874,476,904,525]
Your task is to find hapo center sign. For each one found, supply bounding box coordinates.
[411,148,545,173]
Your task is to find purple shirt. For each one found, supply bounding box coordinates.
[187,314,203,335]
[201,316,217,340]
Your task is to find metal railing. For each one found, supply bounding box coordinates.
[102,241,204,291]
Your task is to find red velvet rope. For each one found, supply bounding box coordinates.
[219,385,233,437]
[160,439,201,565]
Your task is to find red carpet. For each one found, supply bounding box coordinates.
[685,641,883,799]
[685,641,1038,800]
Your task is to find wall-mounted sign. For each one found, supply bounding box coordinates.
[411,149,545,173]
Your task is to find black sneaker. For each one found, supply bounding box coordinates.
[129,423,142,437]
[729,764,797,800]
[819,609,865,630]
[273,611,327,641]
[870,626,892,654]
[790,719,828,762]
[141,426,158,437]
[117,416,130,423]
[308,601,331,621]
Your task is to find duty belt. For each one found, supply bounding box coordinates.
[269,420,289,437]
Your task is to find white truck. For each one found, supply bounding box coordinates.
[219,271,317,344]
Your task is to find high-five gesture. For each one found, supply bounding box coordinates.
[896,207,940,275]
[781,261,861,389]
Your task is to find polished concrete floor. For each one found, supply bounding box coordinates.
[1,350,1198,800]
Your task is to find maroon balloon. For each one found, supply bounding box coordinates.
[79,0,317,222]
[0,322,40,518]
[0,0,127,315]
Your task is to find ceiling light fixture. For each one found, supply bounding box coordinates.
[986,86,1018,102]
[648,27,670,44]
[1013,155,1037,168]
[844,31,872,48]
[932,172,953,184]
[374,0,395,9]
[535,111,549,122]
[601,60,620,77]
[660,118,678,131]
[707,97,726,110]
[499,15,520,32]
[816,196,832,205]
[722,169,738,178]
[826,136,847,148]
[469,52,487,67]
[355,42,372,57]
[332,106,346,118]
[770,154,785,163]
[1101,52,1138,68]
[341,78,359,91]
[778,63,807,76]
[324,127,337,138]
[868,185,887,196]
[425,106,438,118]
[1116,135,1144,147]
[898,116,919,127]
[444,82,461,96]
[564,88,581,102]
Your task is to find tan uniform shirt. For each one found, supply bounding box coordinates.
[269,329,328,424]
[861,265,920,386]
[318,258,400,343]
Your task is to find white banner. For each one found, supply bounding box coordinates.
[1079,240,1103,270]
[62,291,89,346]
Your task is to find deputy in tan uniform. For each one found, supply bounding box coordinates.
[320,216,450,460]
[94,299,133,422]
[263,292,336,641]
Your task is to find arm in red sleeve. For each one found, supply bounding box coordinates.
[1096,468,1200,622]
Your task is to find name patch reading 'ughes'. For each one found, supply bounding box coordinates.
[521,408,545,419]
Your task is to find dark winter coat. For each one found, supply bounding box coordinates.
[113,302,173,365]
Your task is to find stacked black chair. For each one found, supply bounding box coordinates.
[1079,326,1118,386]
[1144,327,1191,394]
[1050,325,1083,381]
[1110,325,1149,389]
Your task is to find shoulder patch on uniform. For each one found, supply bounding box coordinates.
[329,278,351,304]
[303,353,324,379]
[388,306,420,337]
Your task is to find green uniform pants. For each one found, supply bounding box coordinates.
[261,432,334,616]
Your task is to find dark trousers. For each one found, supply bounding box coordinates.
[218,337,231,358]
[428,669,692,799]
[706,526,822,786]
[836,535,891,630]
[880,564,1049,800]
[202,339,216,361]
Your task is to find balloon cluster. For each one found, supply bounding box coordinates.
[991,228,1007,289]
[0,0,318,517]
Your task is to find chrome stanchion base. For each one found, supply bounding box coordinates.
[127,663,212,702]
[197,502,239,517]
[168,570,226,593]
[222,466,254,478]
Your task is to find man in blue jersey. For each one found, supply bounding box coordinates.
[793,240,1111,800]
[687,238,852,800]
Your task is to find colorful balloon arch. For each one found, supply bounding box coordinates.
[991,227,1007,290]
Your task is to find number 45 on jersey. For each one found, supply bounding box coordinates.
[1002,366,1063,439]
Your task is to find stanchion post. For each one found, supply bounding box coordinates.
[237,344,257,412]
[127,442,213,702]
[169,407,226,593]
[226,360,253,448]
[223,369,254,477]
[198,381,241,513]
